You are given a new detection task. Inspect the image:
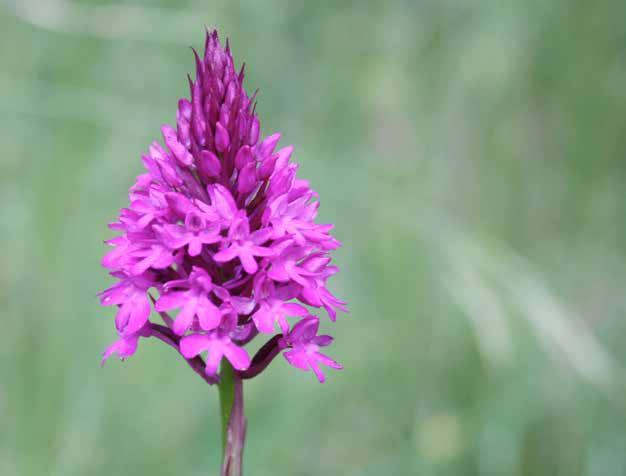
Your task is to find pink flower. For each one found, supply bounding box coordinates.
[155,267,222,335]
[213,211,274,274]
[100,322,152,364]
[159,209,221,256]
[99,273,152,336]
[180,331,251,375]
[281,317,342,383]
[99,30,347,383]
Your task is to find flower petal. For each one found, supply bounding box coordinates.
[197,298,222,331]
[155,291,188,312]
[222,343,251,371]
[204,344,224,375]
[213,245,239,263]
[172,297,198,335]
[101,333,140,365]
[180,333,212,358]
[238,248,258,274]
[252,305,275,333]
[283,348,309,371]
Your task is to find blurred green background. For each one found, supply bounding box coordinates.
[2,1,626,475]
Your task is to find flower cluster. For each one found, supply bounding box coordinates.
[99,30,347,383]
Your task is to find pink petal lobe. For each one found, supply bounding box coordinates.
[180,333,212,358]
[222,343,251,371]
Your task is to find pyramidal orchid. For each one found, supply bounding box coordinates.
[98,30,347,475]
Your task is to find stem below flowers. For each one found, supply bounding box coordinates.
[219,360,246,476]
[237,334,282,380]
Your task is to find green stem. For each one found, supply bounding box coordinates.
[219,360,235,452]
[218,360,245,476]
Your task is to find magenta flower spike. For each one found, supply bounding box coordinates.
[99,30,347,475]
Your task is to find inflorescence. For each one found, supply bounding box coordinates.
[99,30,347,384]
